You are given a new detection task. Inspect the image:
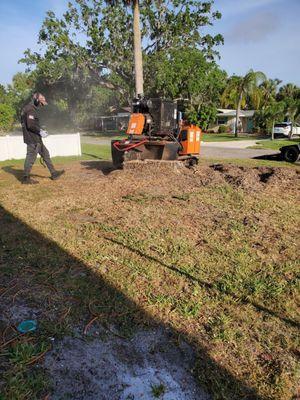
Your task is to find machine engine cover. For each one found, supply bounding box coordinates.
[148,98,177,135]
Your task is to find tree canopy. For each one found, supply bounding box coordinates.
[20,0,223,101]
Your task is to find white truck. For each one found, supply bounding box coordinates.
[273,122,300,138]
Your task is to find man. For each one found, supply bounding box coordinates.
[21,92,65,184]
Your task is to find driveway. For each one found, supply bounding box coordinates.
[81,136,279,160]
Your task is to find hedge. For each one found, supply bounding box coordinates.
[0,103,15,134]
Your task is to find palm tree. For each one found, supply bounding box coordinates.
[222,70,266,137]
[277,83,299,101]
[276,83,300,138]
[266,101,285,140]
[258,78,281,109]
[106,0,144,97]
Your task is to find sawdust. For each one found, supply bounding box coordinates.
[114,161,300,193]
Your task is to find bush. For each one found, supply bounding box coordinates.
[0,103,15,134]
[218,125,228,133]
[185,104,217,130]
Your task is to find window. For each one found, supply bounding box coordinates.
[274,123,291,128]
[217,117,227,125]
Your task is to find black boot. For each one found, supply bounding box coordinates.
[22,176,38,185]
[50,170,65,180]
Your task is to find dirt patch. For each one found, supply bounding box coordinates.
[45,328,210,400]
[116,161,300,193]
[208,163,299,191]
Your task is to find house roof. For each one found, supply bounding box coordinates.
[217,109,255,118]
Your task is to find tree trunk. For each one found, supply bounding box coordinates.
[271,120,274,140]
[288,119,294,140]
[133,0,144,97]
[235,94,242,138]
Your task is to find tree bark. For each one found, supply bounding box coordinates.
[235,94,243,138]
[288,122,293,140]
[133,0,144,97]
[271,120,274,140]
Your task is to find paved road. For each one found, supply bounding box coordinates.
[200,147,278,160]
[81,136,279,160]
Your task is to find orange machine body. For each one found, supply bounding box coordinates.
[178,125,201,155]
[126,113,145,135]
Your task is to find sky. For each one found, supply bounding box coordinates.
[0,0,299,86]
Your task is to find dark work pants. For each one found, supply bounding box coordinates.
[24,143,56,177]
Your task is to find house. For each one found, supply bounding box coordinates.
[210,109,256,133]
[92,107,131,132]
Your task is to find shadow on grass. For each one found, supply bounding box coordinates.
[0,205,263,399]
[252,154,282,161]
[105,236,300,330]
[1,166,49,182]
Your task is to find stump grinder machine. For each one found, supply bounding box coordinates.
[111,97,202,168]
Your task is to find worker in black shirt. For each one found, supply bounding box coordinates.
[21,92,65,184]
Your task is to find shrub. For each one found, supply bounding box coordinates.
[185,104,217,130]
[218,124,228,133]
[0,103,15,134]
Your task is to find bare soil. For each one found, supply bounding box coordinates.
[44,327,210,400]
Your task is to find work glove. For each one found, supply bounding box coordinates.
[39,129,49,138]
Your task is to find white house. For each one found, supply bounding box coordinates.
[210,109,256,133]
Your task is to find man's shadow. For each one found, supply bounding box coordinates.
[2,166,48,182]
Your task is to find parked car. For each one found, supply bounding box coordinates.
[273,122,300,138]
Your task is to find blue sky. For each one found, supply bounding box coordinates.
[0,0,299,86]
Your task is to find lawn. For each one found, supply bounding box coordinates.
[0,143,111,169]
[81,131,124,139]
[82,131,258,142]
[201,133,259,142]
[0,156,299,400]
[0,142,298,174]
[249,138,300,150]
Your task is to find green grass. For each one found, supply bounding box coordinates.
[202,133,259,142]
[81,131,124,139]
[151,383,166,398]
[0,143,111,168]
[249,138,300,150]
[80,143,111,160]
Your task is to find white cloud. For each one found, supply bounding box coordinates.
[226,11,279,43]
[218,17,300,84]
[215,0,283,19]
